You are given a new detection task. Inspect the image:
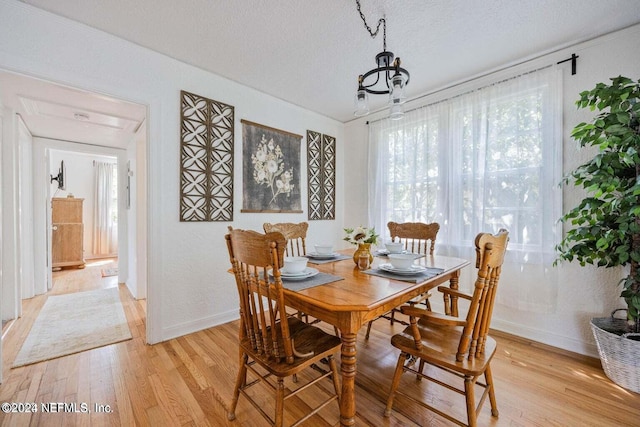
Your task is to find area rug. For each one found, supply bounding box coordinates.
[13,287,132,368]
[101,268,118,277]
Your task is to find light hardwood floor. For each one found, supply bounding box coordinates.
[1,260,639,426]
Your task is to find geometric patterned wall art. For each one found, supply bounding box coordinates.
[307,130,336,220]
[241,119,303,213]
[179,90,234,221]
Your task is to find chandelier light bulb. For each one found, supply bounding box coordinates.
[389,73,407,105]
[354,88,370,117]
[389,100,404,120]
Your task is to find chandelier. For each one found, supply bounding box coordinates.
[353,0,410,120]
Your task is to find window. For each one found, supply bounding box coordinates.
[451,86,555,251]
[93,161,118,256]
[369,67,562,312]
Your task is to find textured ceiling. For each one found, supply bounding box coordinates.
[17,0,640,123]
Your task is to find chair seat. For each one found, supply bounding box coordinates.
[240,317,342,377]
[390,320,497,376]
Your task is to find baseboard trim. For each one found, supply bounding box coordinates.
[161,309,239,342]
[490,323,601,367]
[491,318,599,356]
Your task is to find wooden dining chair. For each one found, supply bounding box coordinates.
[383,229,509,427]
[263,222,340,336]
[263,222,316,324]
[225,228,342,427]
[365,221,440,340]
[263,222,309,257]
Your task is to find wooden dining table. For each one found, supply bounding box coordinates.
[283,250,470,427]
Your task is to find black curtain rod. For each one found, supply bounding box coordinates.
[363,51,580,126]
[557,53,579,75]
[365,63,555,125]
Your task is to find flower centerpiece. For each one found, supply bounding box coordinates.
[344,226,380,265]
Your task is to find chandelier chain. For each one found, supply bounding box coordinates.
[355,0,386,51]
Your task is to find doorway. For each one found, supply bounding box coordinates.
[0,69,148,381]
[50,151,120,275]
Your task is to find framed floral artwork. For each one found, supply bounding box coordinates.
[241,120,303,213]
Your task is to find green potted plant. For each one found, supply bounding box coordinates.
[556,76,640,393]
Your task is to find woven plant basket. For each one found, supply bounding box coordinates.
[591,314,640,394]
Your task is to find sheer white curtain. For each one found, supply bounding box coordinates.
[369,66,563,312]
[93,161,118,256]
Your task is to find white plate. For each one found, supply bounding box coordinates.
[281,267,319,280]
[379,263,427,275]
[376,249,408,256]
[280,268,309,276]
[271,267,319,280]
[307,252,339,259]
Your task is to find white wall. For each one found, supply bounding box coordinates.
[0,0,344,343]
[1,107,19,322]
[17,116,34,300]
[345,24,640,357]
[126,121,148,300]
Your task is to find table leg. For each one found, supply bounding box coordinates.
[339,331,357,426]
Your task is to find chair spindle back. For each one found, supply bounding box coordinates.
[388,221,440,255]
[457,229,509,362]
[263,222,308,257]
[226,228,296,364]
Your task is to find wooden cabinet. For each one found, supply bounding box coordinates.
[52,197,85,269]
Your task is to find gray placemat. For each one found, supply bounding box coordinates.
[363,267,444,284]
[282,272,344,291]
[305,254,352,264]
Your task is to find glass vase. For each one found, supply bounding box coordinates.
[352,243,373,266]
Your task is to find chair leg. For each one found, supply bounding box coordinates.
[328,355,342,401]
[416,358,425,381]
[464,376,477,427]
[365,321,373,340]
[424,297,432,311]
[485,365,499,417]
[334,326,340,337]
[384,352,409,417]
[228,352,248,420]
[390,308,396,325]
[275,377,285,427]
